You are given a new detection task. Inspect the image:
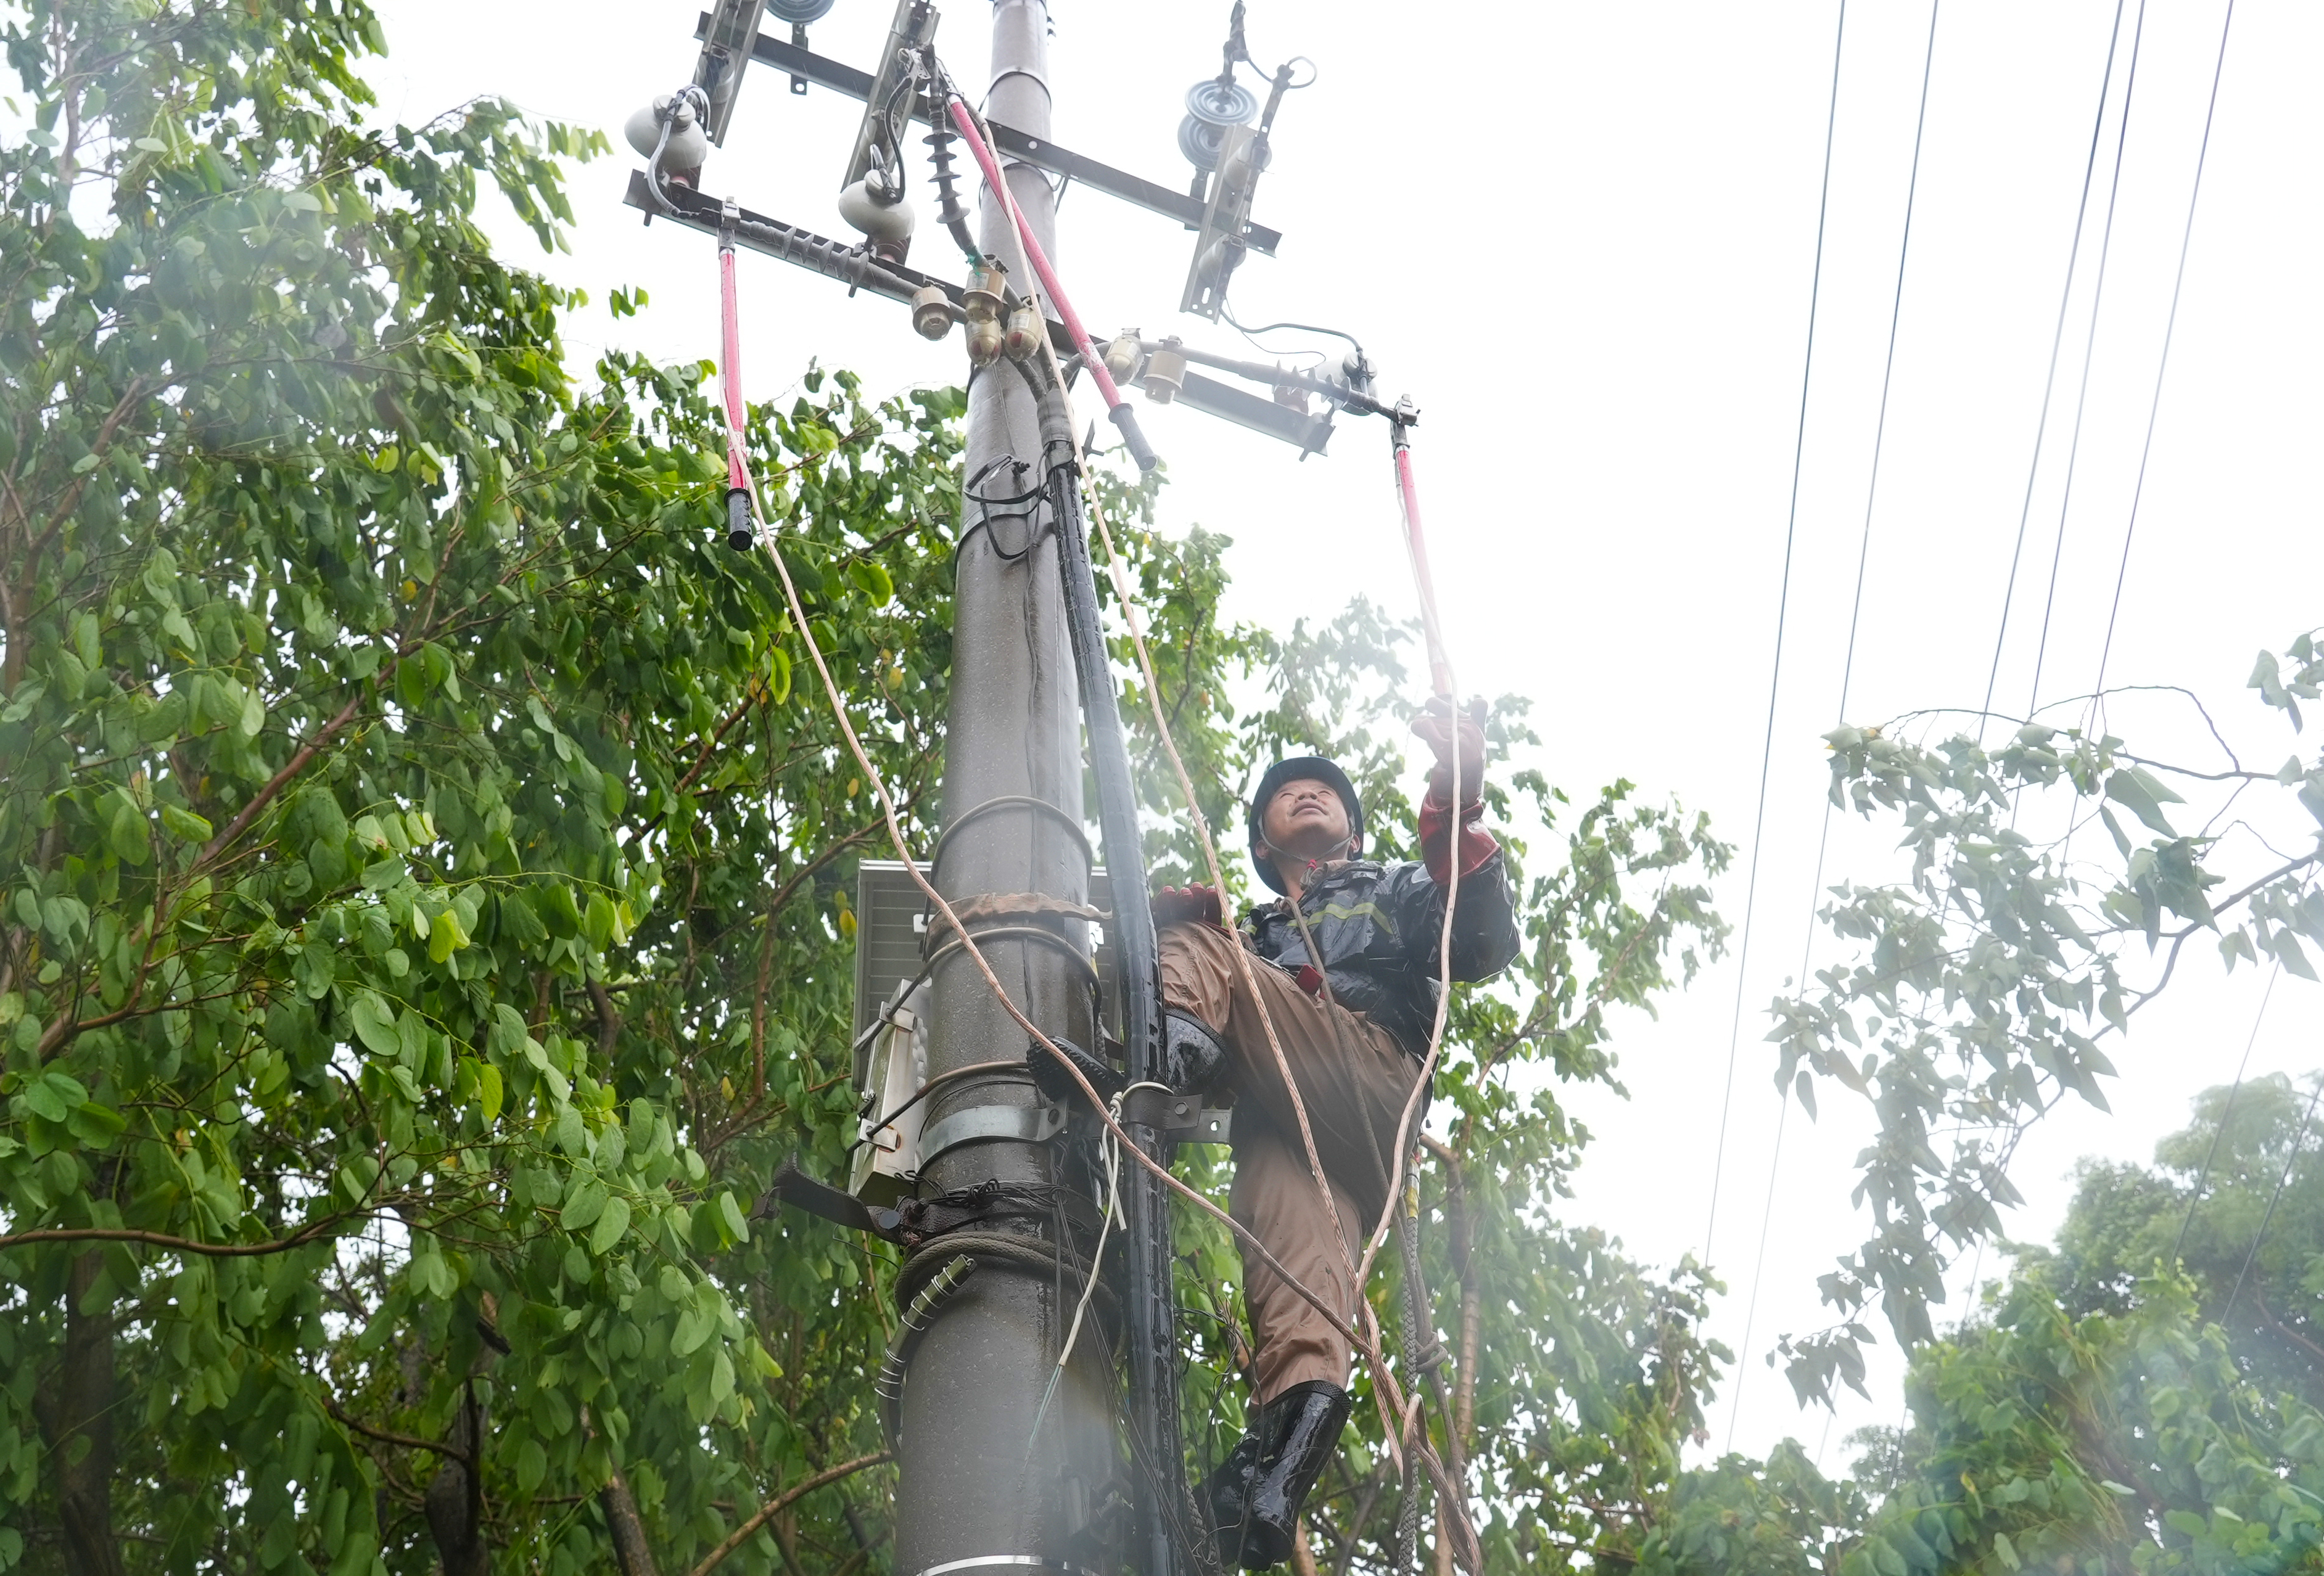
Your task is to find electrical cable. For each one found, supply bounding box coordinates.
[1064,390,1478,1567]
[1977,0,2130,736]
[1701,0,1849,1271]
[2222,1067,2323,1323]
[2170,958,2280,1263]
[2082,0,2238,733]
[2024,0,2151,724]
[1726,0,1943,1453]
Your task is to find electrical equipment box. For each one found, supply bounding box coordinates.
[849,860,1226,1177]
[849,978,928,1205]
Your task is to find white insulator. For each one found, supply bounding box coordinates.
[838,179,916,244]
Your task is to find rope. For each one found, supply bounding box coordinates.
[1702,0,1848,1270]
[1066,381,1478,1572]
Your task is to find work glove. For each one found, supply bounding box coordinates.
[1411,696,1488,804]
[1412,697,1496,884]
[1150,883,1226,930]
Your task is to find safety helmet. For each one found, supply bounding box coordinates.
[1246,755,1364,894]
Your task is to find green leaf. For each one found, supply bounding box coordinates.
[159,803,212,843]
[477,1062,503,1125]
[350,994,399,1057]
[718,1189,749,1246]
[588,1194,631,1255]
[561,1173,608,1233]
[1992,1532,2019,1570]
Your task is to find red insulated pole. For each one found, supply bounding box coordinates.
[943,94,1159,473]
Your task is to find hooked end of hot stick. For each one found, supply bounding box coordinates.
[1109,403,1160,473]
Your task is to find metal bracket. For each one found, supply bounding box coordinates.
[695,12,1281,254]
[918,1101,1065,1167]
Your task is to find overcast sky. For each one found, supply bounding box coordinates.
[365,0,2323,1466]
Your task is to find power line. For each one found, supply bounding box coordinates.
[1726,0,1944,1454]
[2025,0,2152,721]
[2084,0,2239,726]
[2223,1068,2323,1323]
[2171,958,2280,1263]
[1978,0,2130,735]
[1702,0,1850,1271]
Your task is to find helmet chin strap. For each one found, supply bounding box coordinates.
[1256,827,1358,893]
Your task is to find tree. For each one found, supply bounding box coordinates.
[1,4,1750,1574]
[1763,630,2324,1406]
[1829,1076,2324,1576]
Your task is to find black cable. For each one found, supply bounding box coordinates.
[2083,0,2239,730]
[1728,0,1943,1453]
[1702,0,1849,1270]
[2222,1068,2323,1323]
[1977,0,2130,736]
[2170,959,2279,1264]
[2024,0,2152,723]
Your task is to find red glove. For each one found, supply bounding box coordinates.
[1150,884,1226,930]
[1412,697,1496,882]
[1412,696,1488,804]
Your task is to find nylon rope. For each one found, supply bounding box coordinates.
[1726,0,1942,1453]
[1702,0,1849,1271]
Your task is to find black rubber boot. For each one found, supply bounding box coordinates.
[1205,1429,1263,1567]
[1237,1381,1351,1569]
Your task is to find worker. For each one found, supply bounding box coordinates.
[1150,697,1519,1569]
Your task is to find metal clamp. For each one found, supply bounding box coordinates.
[917,1101,1065,1167]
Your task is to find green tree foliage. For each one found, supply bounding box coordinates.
[0,1,964,1569]
[0,5,1753,1575]
[1834,1078,2324,1576]
[1764,631,2324,1405]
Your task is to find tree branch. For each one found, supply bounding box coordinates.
[687,1452,889,1576]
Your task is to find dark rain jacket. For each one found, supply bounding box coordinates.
[1240,841,1520,1058]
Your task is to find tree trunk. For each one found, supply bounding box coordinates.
[1289,1517,1321,1576]
[424,1381,489,1576]
[600,1465,660,1576]
[45,1249,124,1576]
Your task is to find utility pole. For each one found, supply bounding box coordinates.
[894,4,1121,1572]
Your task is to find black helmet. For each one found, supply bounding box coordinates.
[1246,755,1364,894]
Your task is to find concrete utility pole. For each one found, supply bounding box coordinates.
[894,3,1121,1572]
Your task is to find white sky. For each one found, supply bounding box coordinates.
[366,0,2323,1470]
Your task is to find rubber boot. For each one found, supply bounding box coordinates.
[1237,1381,1351,1569]
[1205,1429,1263,1568]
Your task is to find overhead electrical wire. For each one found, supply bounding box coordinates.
[2222,1065,2323,1323]
[2171,959,2280,1263]
[2024,0,2152,724]
[2083,0,2239,730]
[1701,0,1850,1272]
[1977,0,2131,735]
[1726,0,1943,1453]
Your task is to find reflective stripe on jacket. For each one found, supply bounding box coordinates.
[1240,850,1520,1057]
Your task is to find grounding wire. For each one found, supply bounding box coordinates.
[2170,957,2280,1264]
[2222,1064,2323,1324]
[1977,0,2131,737]
[1726,0,1943,1454]
[2082,0,2238,733]
[2025,0,2153,724]
[1701,0,1850,1270]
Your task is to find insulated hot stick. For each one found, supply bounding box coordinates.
[1390,406,1453,701]
[940,84,1160,472]
[719,226,756,550]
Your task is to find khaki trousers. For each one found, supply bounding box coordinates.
[1157,921,1418,1402]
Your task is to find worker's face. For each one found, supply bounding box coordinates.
[1263,779,1352,863]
